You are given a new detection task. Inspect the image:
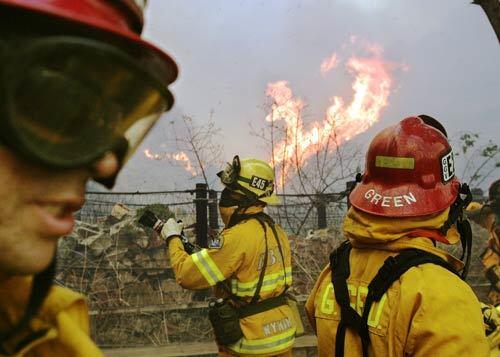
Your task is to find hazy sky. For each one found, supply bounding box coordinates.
[112,0,499,191]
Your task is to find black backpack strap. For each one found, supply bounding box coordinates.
[238,295,288,318]
[259,213,290,291]
[365,249,459,307]
[217,214,269,307]
[221,213,287,310]
[251,216,270,305]
[330,245,459,357]
[360,249,459,357]
[330,241,370,357]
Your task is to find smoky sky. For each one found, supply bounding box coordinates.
[111,0,500,192]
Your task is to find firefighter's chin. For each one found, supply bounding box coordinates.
[219,206,238,226]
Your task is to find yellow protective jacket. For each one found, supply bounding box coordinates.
[0,276,102,357]
[305,207,489,357]
[168,207,296,356]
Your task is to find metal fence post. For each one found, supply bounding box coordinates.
[195,183,208,248]
[208,190,219,231]
[317,193,327,229]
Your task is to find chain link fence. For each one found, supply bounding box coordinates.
[55,186,492,349]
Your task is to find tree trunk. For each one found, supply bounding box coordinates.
[473,0,500,43]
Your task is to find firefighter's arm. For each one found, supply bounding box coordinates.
[405,270,489,357]
[168,230,244,290]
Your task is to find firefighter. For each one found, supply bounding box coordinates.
[0,0,177,355]
[467,179,500,304]
[305,116,489,356]
[163,156,297,356]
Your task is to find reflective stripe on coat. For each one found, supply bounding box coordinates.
[168,207,295,356]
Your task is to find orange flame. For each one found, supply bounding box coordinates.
[143,149,197,176]
[266,40,403,185]
[320,53,340,75]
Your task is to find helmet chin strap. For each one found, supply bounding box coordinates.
[219,187,266,228]
[439,183,473,279]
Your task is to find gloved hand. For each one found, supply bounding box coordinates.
[160,218,183,240]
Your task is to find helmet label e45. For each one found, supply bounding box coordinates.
[250,176,270,191]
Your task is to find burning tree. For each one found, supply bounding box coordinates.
[253,38,405,234]
[144,113,224,188]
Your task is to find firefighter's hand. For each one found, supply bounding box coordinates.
[160,218,183,240]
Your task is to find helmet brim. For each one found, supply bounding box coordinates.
[1,1,178,91]
[259,194,280,205]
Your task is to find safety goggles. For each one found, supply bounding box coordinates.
[217,155,242,187]
[0,35,174,169]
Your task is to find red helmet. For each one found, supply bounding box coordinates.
[0,0,177,85]
[349,116,461,217]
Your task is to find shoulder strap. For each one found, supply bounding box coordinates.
[251,217,270,304]
[256,213,289,291]
[330,243,459,357]
[366,248,459,304]
[222,213,287,306]
[361,249,459,352]
[219,213,270,306]
[330,241,370,357]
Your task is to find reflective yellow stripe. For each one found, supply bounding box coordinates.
[191,249,225,286]
[236,268,292,288]
[228,328,295,354]
[375,155,415,169]
[231,267,292,296]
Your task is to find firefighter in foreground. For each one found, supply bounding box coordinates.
[162,156,297,356]
[0,0,177,355]
[467,179,500,305]
[305,116,489,356]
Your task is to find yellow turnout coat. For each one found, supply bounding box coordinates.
[168,207,296,356]
[0,276,102,357]
[305,207,489,357]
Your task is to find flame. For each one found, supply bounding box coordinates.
[320,53,340,75]
[266,39,403,185]
[143,149,197,176]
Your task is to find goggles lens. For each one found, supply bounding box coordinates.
[2,37,173,168]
